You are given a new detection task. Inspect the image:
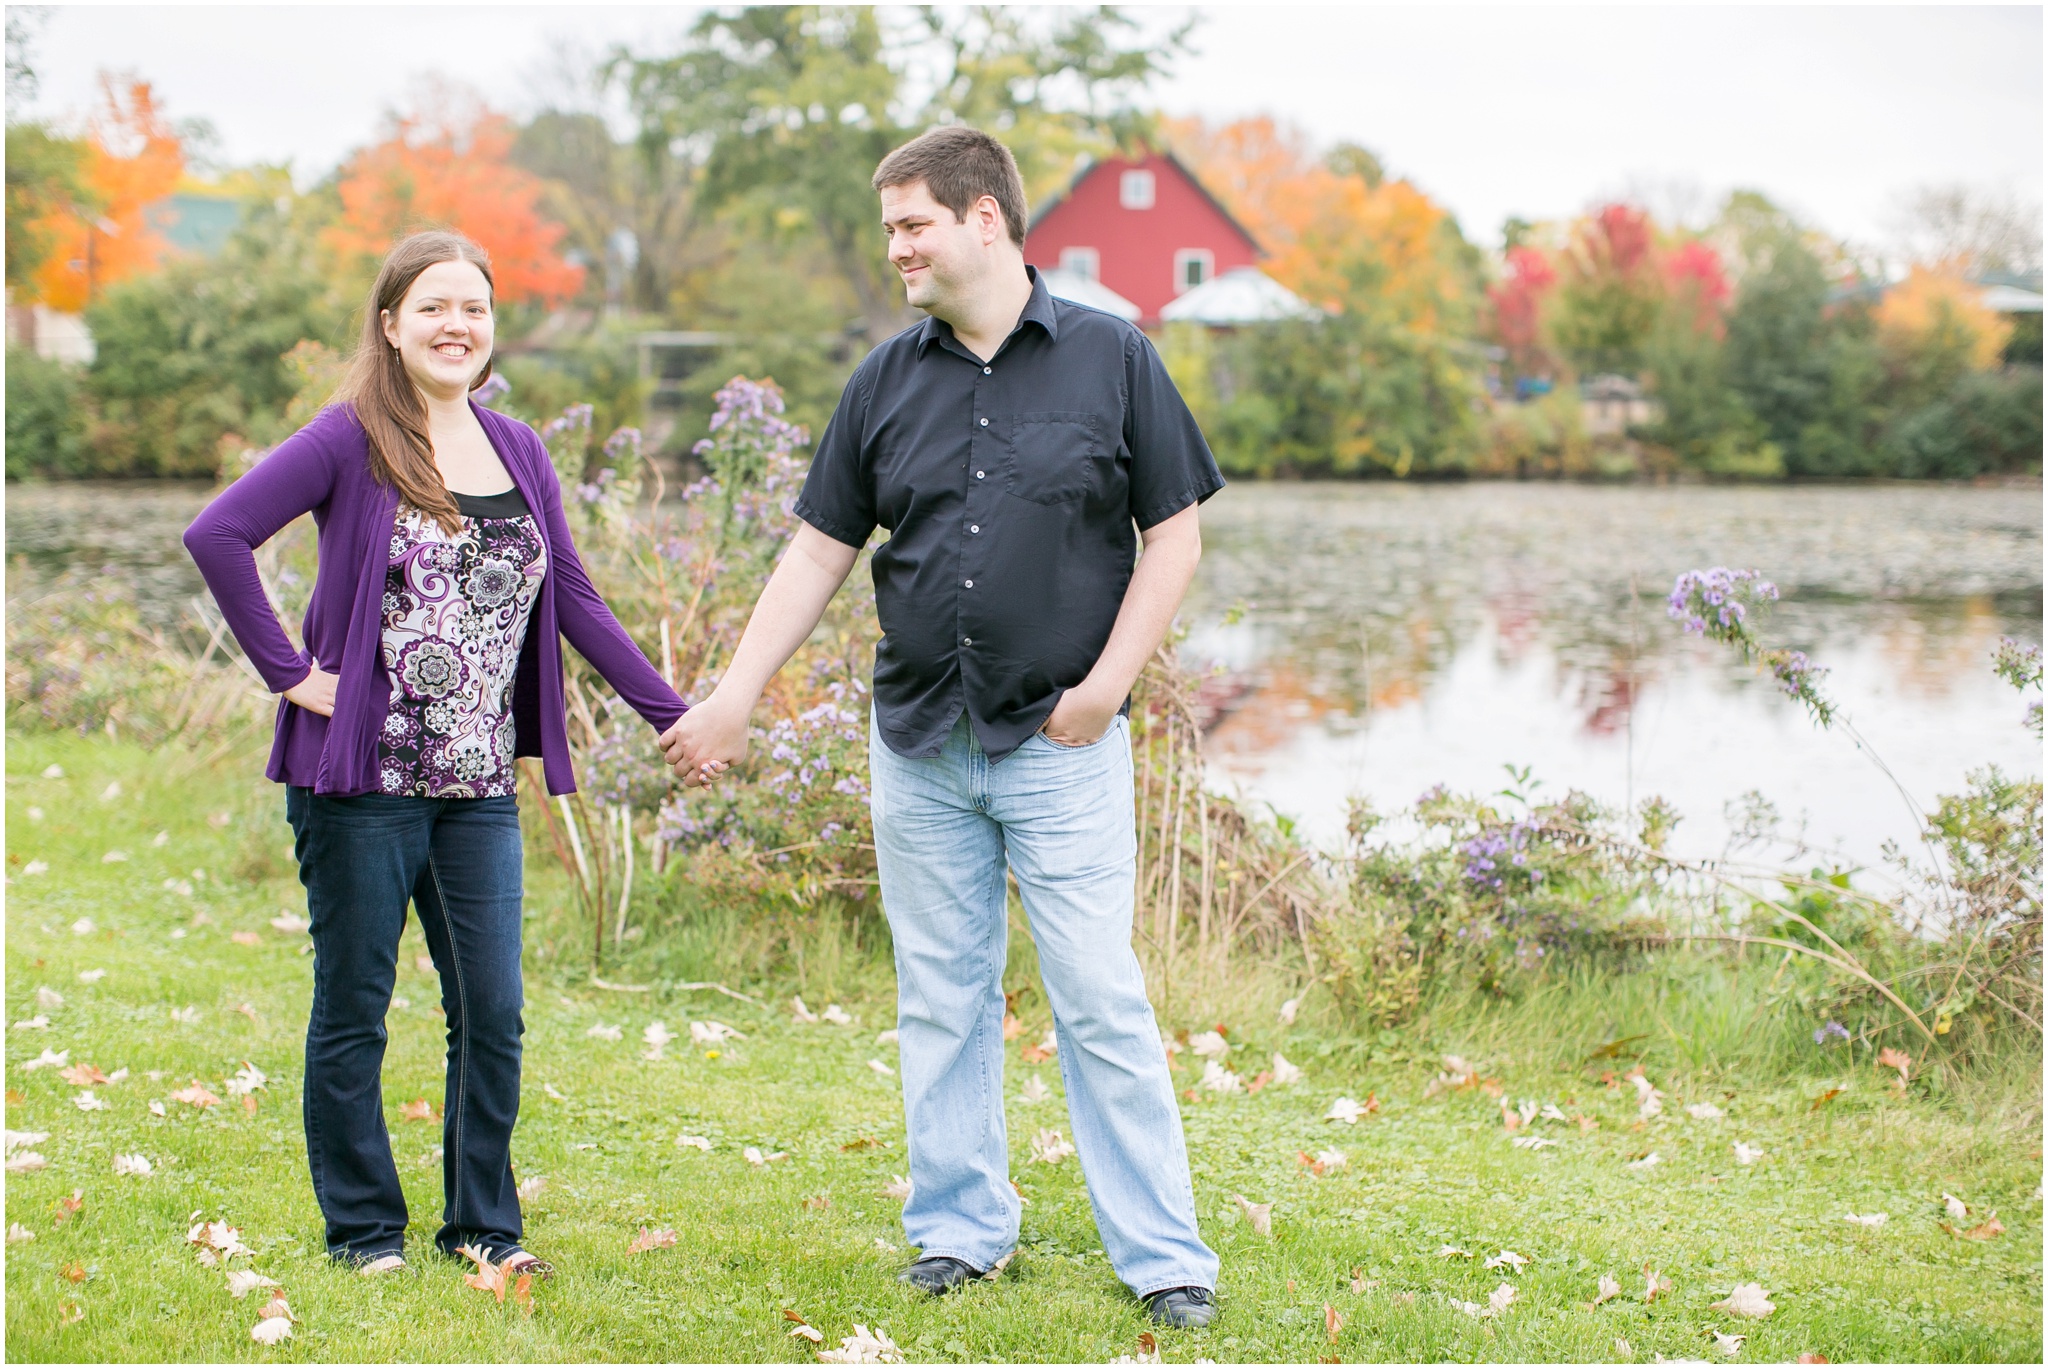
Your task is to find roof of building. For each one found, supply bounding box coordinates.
[1038,268,1142,321]
[1157,267,1319,325]
[1031,150,1263,256]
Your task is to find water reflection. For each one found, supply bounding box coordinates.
[1184,483,2042,872]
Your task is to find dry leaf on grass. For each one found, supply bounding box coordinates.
[225,1270,279,1299]
[1626,1152,1662,1171]
[170,1081,221,1109]
[1876,1046,1911,1088]
[743,1147,790,1166]
[14,1014,50,1032]
[7,1222,35,1243]
[821,1005,854,1026]
[1542,1103,1568,1122]
[1713,1331,1747,1357]
[881,1175,912,1201]
[676,1135,713,1152]
[875,1029,899,1046]
[585,1023,623,1041]
[1512,1136,1557,1150]
[5,1129,50,1152]
[1437,1245,1472,1258]
[1199,1060,1242,1094]
[1842,1212,1887,1228]
[1733,1142,1764,1166]
[226,1063,267,1097]
[1270,1052,1303,1086]
[816,1323,904,1363]
[1708,1283,1775,1318]
[790,1325,826,1344]
[1489,1282,1517,1315]
[188,1219,254,1264]
[1002,1013,1024,1040]
[1324,1096,1372,1125]
[249,1316,292,1345]
[1686,1103,1726,1120]
[22,1048,70,1072]
[1941,1212,2005,1240]
[230,932,261,947]
[1589,1273,1622,1309]
[1190,1030,1229,1059]
[73,1091,108,1111]
[792,997,819,1024]
[642,1022,674,1059]
[517,1176,546,1200]
[867,1059,895,1077]
[5,1152,47,1172]
[1941,1192,1968,1220]
[1642,1267,1674,1304]
[1231,1194,1273,1237]
[1485,1250,1529,1270]
[1029,1129,1076,1165]
[628,1227,678,1255]
[59,1063,108,1087]
[269,914,310,934]
[1019,1075,1051,1104]
[1324,1302,1343,1342]
[691,1020,745,1046]
[399,1099,437,1123]
[111,1153,152,1177]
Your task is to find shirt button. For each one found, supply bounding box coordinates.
[970,524,980,533]
[979,417,989,427]
[975,470,985,479]
[983,366,992,375]
[962,637,972,646]
[964,579,974,588]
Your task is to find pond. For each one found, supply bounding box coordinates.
[1183,481,2043,878]
[8,478,2041,880]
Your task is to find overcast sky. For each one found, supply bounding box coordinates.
[13,3,2041,251]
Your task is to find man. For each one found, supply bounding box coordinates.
[661,125,1222,1328]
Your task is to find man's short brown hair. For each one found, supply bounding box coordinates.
[872,126,1028,248]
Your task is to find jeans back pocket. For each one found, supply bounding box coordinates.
[1004,412,1104,505]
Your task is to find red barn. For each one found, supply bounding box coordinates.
[1026,152,1262,326]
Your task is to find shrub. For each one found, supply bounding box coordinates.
[4,345,88,479]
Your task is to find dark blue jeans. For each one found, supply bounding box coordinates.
[286,787,527,1263]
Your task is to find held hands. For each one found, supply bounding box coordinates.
[1041,683,1118,748]
[660,691,751,789]
[283,668,340,717]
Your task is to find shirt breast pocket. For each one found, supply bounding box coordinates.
[1003,412,1104,505]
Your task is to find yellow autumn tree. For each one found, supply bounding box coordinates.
[1165,114,1476,336]
[1876,265,2010,373]
[24,76,184,311]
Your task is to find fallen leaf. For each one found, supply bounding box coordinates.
[586,1023,623,1041]
[1019,1075,1051,1104]
[5,1152,48,1172]
[1199,1059,1242,1094]
[542,1083,565,1101]
[22,1048,70,1072]
[628,1227,678,1254]
[1437,1244,1472,1258]
[1941,1212,2005,1240]
[1325,1096,1370,1125]
[1842,1212,1887,1228]
[1512,1135,1557,1150]
[1486,1249,1530,1270]
[816,1323,904,1363]
[59,1063,108,1087]
[1687,1103,1726,1120]
[867,1059,896,1077]
[226,1270,279,1299]
[1542,1103,1568,1122]
[1713,1331,1747,1357]
[791,997,819,1024]
[1876,1046,1911,1088]
[1448,1297,1488,1319]
[791,1325,825,1343]
[1576,1114,1600,1133]
[400,1098,437,1123]
[249,1317,291,1346]
[1809,1088,1842,1111]
[169,1006,198,1025]
[61,1261,87,1283]
[111,1154,152,1177]
[875,1029,899,1046]
[1941,1191,1968,1220]
[6,1223,34,1243]
[226,1063,268,1097]
[1270,1051,1304,1086]
[882,1175,912,1201]
[102,850,128,864]
[1488,1282,1517,1315]
[802,1193,831,1211]
[1796,1354,1830,1364]
[171,1081,223,1109]
[1001,1013,1024,1040]
[1029,1128,1076,1165]
[148,1101,166,1117]
[516,1176,546,1200]
[230,931,261,946]
[642,1022,674,1059]
[1615,1338,1634,1360]
[1642,1266,1674,1304]
[1626,1152,1662,1171]
[268,915,309,935]
[1190,1030,1229,1059]
[821,1004,854,1026]
[690,1020,745,1046]
[1708,1283,1775,1317]
[1325,1302,1343,1342]
[1232,1193,1273,1237]
[1591,1273,1622,1308]
[1733,1142,1764,1166]
[676,1134,713,1151]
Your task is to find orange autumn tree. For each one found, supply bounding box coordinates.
[25,76,184,312]
[1165,114,1477,336]
[325,102,584,305]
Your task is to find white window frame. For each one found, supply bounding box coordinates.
[1173,248,1215,295]
[1119,169,1156,210]
[1059,246,1100,281]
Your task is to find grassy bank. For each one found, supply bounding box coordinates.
[5,731,2041,1362]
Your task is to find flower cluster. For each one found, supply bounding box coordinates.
[1667,567,1778,642]
[472,373,512,407]
[1812,1019,1851,1046]
[1992,636,2043,736]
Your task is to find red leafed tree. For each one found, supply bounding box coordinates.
[1488,245,1558,374]
[1661,240,1731,336]
[325,104,584,305]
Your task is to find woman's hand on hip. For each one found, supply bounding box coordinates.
[283,668,340,717]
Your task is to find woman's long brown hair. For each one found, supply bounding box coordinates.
[333,231,496,534]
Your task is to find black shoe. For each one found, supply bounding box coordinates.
[1144,1285,1217,1328]
[897,1255,984,1295]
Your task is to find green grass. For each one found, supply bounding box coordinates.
[5,730,2041,1362]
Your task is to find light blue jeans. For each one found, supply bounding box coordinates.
[868,709,1219,1298]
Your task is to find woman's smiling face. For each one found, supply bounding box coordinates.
[381,258,494,401]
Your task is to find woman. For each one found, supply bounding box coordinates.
[185,230,685,1277]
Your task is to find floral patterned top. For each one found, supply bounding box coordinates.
[376,487,547,797]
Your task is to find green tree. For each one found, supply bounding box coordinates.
[608,5,1187,344]
[5,123,93,293]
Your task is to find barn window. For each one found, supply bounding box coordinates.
[1119,169,1156,210]
[1173,249,1214,294]
[1059,247,1100,280]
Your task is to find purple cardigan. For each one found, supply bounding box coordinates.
[183,401,685,797]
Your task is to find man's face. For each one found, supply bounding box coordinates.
[880,179,996,315]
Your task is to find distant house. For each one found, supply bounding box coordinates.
[1027,152,1268,326]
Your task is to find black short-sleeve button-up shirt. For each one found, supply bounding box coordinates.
[793,267,1225,762]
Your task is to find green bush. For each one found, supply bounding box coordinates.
[1883,366,2044,479]
[4,345,88,479]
